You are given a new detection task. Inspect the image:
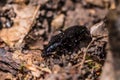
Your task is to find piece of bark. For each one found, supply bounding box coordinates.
[0,50,20,75]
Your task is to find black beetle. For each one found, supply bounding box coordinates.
[42,25,92,57]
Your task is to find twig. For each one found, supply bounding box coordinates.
[72,38,95,69]
[72,35,107,69]
[28,4,41,31]
[79,39,95,69]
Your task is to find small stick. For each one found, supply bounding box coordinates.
[72,38,95,69]
[72,35,107,69]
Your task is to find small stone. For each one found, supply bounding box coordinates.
[51,14,65,31]
[46,11,53,18]
[90,21,107,37]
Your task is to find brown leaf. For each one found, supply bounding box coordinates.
[0,4,40,48]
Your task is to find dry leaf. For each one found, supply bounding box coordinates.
[0,4,39,48]
[38,67,52,74]
[25,64,41,77]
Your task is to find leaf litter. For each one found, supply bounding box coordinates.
[0,0,111,80]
